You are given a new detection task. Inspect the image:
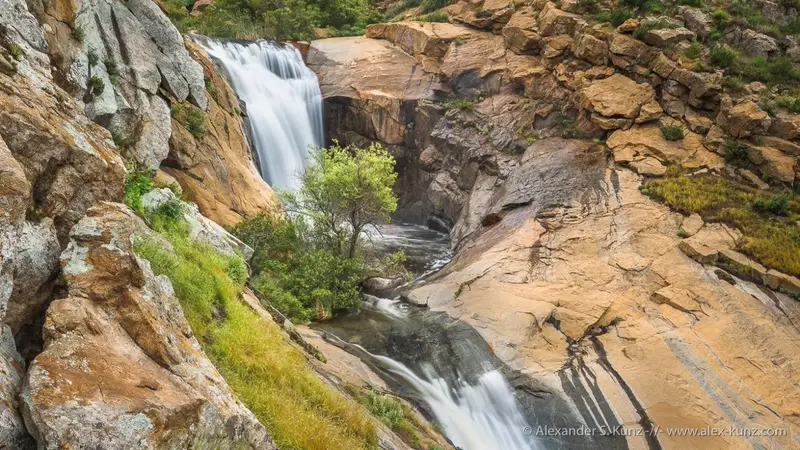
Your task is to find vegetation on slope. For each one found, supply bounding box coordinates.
[165,0,382,40]
[133,200,379,450]
[233,142,403,322]
[641,173,800,276]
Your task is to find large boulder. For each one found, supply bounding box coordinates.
[573,33,608,65]
[538,2,583,37]
[716,99,772,138]
[579,74,655,119]
[680,7,712,39]
[502,7,542,55]
[23,203,274,449]
[643,27,695,47]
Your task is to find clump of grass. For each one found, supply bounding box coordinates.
[596,8,637,27]
[442,96,483,111]
[474,7,493,18]
[87,50,99,66]
[642,175,800,276]
[677,0,705,6]
[360,392,404,428]
[724,75,744,92]
[9,44,23,60]
[171,102,207,137]
[72,25,85,43]
[135,232,379,450]
[123,167,154,214]
[684,40,703,59]
[753,191,793,216]
[722,139,750,167]
[415,11,449,22]
[660,125,684,141]
[677,228,690,238]
[710,44,738,68]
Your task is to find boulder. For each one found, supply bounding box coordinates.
[747,146,796,183]
[717,99,772,138]
[362,276,406,297]
[680,7,712,39]
[366,22,474,58]
[445,0,514,30]
[617,18,639,33]
[140,189,254,260]
[542,34,574,58]
[738,29,779,58]
[648,52,677,78]
[607,124,723,168]
[765,270,800,298]
[635,100,663,123]
[580,74,655,119]
[24,203,275,449]
[502,7,542,54]
[643,27,695,47]
[684,108,714,134]
[538,2,583,37]
[670,68,722,98]
[768,112,800,140]
[573,33,609,65]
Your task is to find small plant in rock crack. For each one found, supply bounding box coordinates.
[9,44,23,60]
[660,125,684,141]
[87,75,105,98]
[72,25,85,43]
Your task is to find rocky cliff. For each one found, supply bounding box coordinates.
[309,4,800,448]
[0,0,283,448]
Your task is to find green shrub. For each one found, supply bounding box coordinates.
[474,7,493,18]
[9,44,23,60]
[186,108,207,137]
[149,199,187,233]
[723,140,750,166]
[774,94,800,113]
[72,25,85,43]
[105,58,119,77]
[781,18,800,35]
[677,0,704,6]
[684,40,703,59]
[442,96,483,111]
[416,11,449,22]
[420,0,446,13]
[753,191,793,216]
[123,168,153,214]
[660,125,684,141]
[233,214,363,321]
[596,8,636,27]
[710,44,738,68]
[87,75,105,98]
[87,50,99,66]
[724,75,744,92]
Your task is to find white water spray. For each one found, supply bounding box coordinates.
[338,338,536,450]
[196,37,323,190]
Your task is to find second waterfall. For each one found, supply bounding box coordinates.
[197,37,324,190]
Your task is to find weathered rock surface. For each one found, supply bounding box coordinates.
[366,22,473,58]
[579,74,655,119]
[0,325,34,449]
[29,0,208,170]
[23,202,274,449]
[607,124,723,168]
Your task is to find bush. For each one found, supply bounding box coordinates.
[87,75,105,97]
[782,18,800,36]
[442,96,483,111]
[420,0,446,13]
[660,125,684,141]
[123,168,153,214]
[186,108,207,137]
[134,233,378,450]
[9,44,22,60]
[72,25,85,43]
[596,8,636,27]
[677,0,704,6]
[149,199,186,233]
[233,214,363,321]
[710,44,738,68]
[723,140,750,166]
[753,191,793,216]
[724,75,744,92]
[684,40,703,59]
[415,11,449,22]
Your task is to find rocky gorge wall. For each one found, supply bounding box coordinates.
[308,3,800,448]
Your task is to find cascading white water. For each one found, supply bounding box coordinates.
[197,37,324,190]
[339,339,536,450]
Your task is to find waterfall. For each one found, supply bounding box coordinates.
[196,37,324,190]
[330,336,536,450]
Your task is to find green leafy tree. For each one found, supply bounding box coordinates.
[283,142,398,259]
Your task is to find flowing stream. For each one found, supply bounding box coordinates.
[195,36,324,190]
[197,37,616,449]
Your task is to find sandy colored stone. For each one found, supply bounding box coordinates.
[607,124,723,168]
[717,99,772,138]
[680,213,704,236]
[366,22,474,58]
[538,2,583,36]
[580,74,655,119]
